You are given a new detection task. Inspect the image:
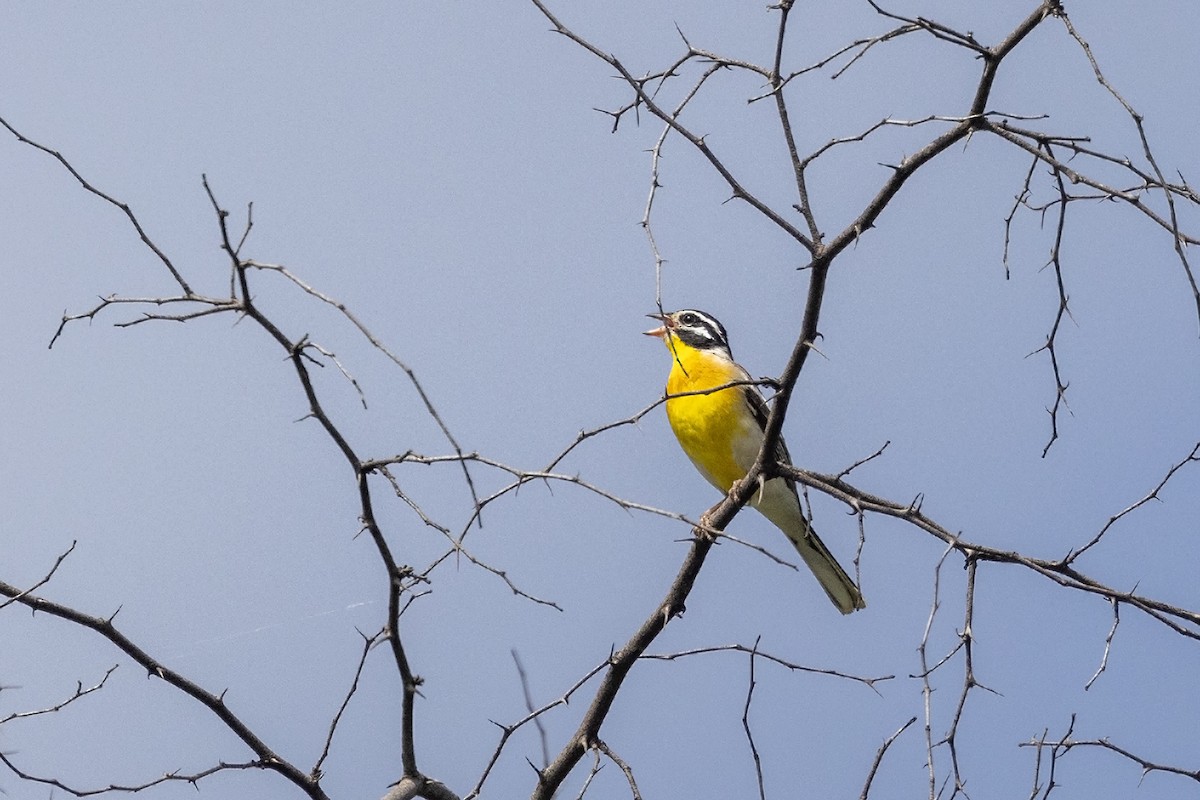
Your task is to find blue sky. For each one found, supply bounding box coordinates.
[3,3,1199,799]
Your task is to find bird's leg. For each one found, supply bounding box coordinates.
[728,473,768,506]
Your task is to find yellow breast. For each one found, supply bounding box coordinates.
[663,340,759,493]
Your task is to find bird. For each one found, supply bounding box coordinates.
[644,309,865,614]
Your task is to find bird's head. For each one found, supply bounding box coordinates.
[644,309,733,359]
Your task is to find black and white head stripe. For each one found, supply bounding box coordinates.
[672,309,732,354]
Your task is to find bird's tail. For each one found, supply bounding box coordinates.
[788,521,866,615]
[753,480,866,614]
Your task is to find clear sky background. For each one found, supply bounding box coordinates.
[3,3,1199,799]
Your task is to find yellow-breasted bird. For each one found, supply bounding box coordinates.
[645,309,866,614]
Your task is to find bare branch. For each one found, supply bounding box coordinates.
[860,716,919,800]
[313,627,386,777]
[0,579,329,799]
[48,294,237,349]
[593,739,642,800]
[1029,141,1075,456]
[1067,441,1200,563]
[0,665,118,724]
[0,753,270,797]
[529,0,816,251]
[782,464,1200,637]
[917,546,953,800]
[1057,9,1200,327]
[866,1,989,54]
[1083,599,1120,691]
[741,636,766,800]
[242,259,481,511]
[0,115,193,294]
[512,650,551,770]
[641,642,892,689]
[1021,719,1200,786]
[467,661,610,799]
[0,542,78,611]
[530,492,748,798]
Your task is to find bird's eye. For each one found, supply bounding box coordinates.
[680,312,698,325]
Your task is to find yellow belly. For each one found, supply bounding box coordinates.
[665,352,759,492]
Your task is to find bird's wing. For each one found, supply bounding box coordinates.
[740,382,797,488]
[742,382,866,614]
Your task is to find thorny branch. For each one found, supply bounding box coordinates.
[741,637,767,800]
[202,180,463,797]
[1066,441,1200,564]
[1023,715,1200,793]
[3,1,1199,798]
[0,117,193,294]
[1029,142,1074,457]
[314,627,387,778]
[0,577,333,800]
[0,114,488,798]
[521,3,1075,794]
[0,753,272,797]
[543,0,1197,462]
[859,716,918,800]
[784,460,1200,637]
[916,547,952,800]
[641,642,891,689]
[0,665,117,725]
[503,0,1200,795]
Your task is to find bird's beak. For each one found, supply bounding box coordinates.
[643,312,672,339]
